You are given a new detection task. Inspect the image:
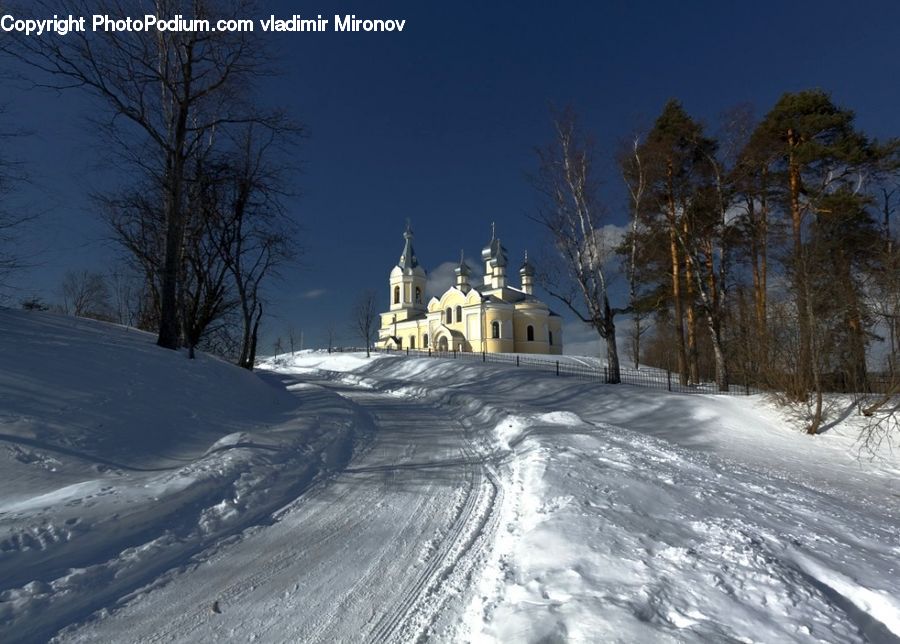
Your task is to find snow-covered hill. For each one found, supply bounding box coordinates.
[0,310,363,641]
[1,309,898,642]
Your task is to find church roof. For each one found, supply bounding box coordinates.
[519,250,534,276]
[455,249,470,277]
[397,221,419,270]
[480,223,508,268]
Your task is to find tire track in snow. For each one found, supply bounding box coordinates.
[366,454,486,642]
[59,378,503,643]
[332,386,501,643]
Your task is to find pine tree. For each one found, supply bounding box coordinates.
[749,90,873,407]
[638,100,720,385]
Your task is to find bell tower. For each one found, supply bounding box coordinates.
[455,249,471,293]
[519,250,534,295]
[389,221,427,319]
[481,222,508,291]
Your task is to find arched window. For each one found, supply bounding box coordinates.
[456,305,463,323]
[446,308,453,324]
[397,337,403,349]
[491,321,500,339]
[548,330,554,346]
[423,333,429,348]
[415,287,421,303]
[393,285,400,304]
[410,336,416,349]
[527,325,534,341]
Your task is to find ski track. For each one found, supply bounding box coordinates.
[55,377,501,643]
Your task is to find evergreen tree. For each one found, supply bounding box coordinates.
[749,90,873,407]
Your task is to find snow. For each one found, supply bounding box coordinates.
[0,310,362,641]
[1,309,898,642]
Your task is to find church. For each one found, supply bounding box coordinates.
[378,223,563,354]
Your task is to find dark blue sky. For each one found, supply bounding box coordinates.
[6,0,900,352]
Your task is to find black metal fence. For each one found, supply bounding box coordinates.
[374,346,760,395]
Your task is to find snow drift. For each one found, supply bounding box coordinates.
[0,310,363,641]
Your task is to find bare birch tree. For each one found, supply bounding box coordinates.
[620,135,655,369]
[531,107,624,382]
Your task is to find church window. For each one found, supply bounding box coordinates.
[491,321,500,339]
[415,287,422,303]
[410,336,416,349]
[423,333,428,348]
[393,286,400,304]
[527,325,534,341]
[549,330,554,346]
[446,307,452,324]
[397,337,403,349]
[456,305,462,323]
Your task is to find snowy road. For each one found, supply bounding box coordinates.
[4,316,898,643]
[58,377,500,643]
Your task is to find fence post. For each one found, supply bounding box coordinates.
[516,355,520,367]
[406,347,409,356]
[482,351,485,362]
[667,368,672,392]
[604,366,608,383]
[556,361,559,376]
[453,349,457,359]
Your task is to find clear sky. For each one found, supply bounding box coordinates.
[5,0,900,354]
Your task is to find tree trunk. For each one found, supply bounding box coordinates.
[758,169,769,368]
[682,213,700,385]
[603,295,621,383]
[678,234,729,392]
[788,131,812,395]
[158,162,185,349]
[246,303,262,370]
[708,316,729,392]
[667,162,689,384]
[631,315,641,370]
[749,194,769,373]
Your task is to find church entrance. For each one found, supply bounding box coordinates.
[438,336,448,352]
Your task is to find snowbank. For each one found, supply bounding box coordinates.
[0,311,363,641]
[282,350,900,643]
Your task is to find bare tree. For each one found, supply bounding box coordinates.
[107,266,142,327]
[353,291,378,358]
[98,173,238,357]
[211,123,299,370]
[0,105,31,295]
[60,269,113,320]
[531,107,624,382]
[620,135,657,369]
[4,0,280,350]
[325,321,337,353]
[869,183,900,379]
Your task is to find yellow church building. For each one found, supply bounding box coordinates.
[378,223,563,354]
